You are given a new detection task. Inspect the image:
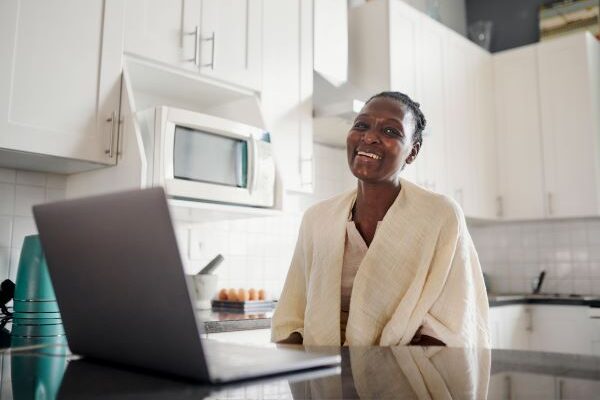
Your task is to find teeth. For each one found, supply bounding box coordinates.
[357,151,381,160]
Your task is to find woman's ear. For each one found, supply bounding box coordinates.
[405,142,421,164]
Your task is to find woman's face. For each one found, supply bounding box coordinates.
[346,96,419,185]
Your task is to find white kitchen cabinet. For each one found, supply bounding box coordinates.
[489,305,530,351]
[441,33,475,212]
[492,304,596,355]
[529,305,592,355]
[506,373,556,400]
[492,45,546,220]
[537,33,600,218]
[123,0,188,70]
[206,329,273,346]
[413,13,447,195]
[124,0,262,91]
[313,0,348,86]
[556,377,600,400]
[261,0,313,193]
[465,44,497,220]
[0,0,124,172]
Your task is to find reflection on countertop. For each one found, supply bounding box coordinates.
[3,341,600,399]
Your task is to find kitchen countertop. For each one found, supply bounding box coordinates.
[2,338,600,399]
[488,293,600,307]
[203,293,600,334]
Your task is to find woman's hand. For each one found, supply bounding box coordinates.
[277,332,303,345]
[410,326,445,346]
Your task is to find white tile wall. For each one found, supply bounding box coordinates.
[470,219,600,295]
[0,168,67,282]
[177,144,356,299]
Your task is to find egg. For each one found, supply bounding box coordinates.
[227,288,238,302]
[218,288,228,300]
[258,289,266,300]
[248,288,257,301]
[238,288,249,302]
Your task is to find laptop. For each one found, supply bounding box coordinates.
[32,187,340,382]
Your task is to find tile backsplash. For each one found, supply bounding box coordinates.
[469,219,600,295]
[0,169,67,282]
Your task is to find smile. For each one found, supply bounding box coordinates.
[356,151,382,160]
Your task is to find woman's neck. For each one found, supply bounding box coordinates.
[354,180,402,221]
[352,180,402,246]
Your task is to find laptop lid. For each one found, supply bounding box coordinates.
[33,188,210,381]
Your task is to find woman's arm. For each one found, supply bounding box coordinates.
[271,218,309,343]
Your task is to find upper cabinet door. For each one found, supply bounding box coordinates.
[493,45,546,220]
[124,0,262,91]
[0,0,124,165]
[198,0,262,91]
[537,33,600,218]
[414,17,447,195]
[442,34,473,212]
[123,0,193,70]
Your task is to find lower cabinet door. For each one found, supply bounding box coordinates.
[556,377,600,400]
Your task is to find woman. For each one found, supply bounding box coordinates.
[271,91,489,347]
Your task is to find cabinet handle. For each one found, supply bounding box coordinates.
[188,26,201,66]
[105,111,116,158]
[547,192,553,216]
[505,375,512,400]
[202,32,215,69]
[525,308,533,332]
[558,379,564,400]
[496,195,504,218]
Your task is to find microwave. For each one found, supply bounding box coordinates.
[137,106,276,208]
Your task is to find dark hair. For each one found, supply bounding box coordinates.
[365,91,426,146]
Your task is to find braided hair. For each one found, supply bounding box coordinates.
[365,91,427,146]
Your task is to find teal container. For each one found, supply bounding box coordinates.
[13,235,60,314]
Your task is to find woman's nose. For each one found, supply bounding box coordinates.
[361,128,380,144]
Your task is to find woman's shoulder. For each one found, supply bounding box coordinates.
[403,179,464,222]
[302,189,356,224]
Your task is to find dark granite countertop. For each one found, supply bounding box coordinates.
[2,340,600,399]
[488,293,600,307]
[201,294,600,334]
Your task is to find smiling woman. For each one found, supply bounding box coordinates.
[271,91,490,348]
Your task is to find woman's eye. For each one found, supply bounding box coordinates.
[353,121,368,129]
[383,127,402,137]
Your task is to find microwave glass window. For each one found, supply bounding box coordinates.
[173,126,248,188]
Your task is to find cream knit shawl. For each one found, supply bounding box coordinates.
[271,178,490,347]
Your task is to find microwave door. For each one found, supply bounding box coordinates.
[247,138,258,194]
[235,140,248,189]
